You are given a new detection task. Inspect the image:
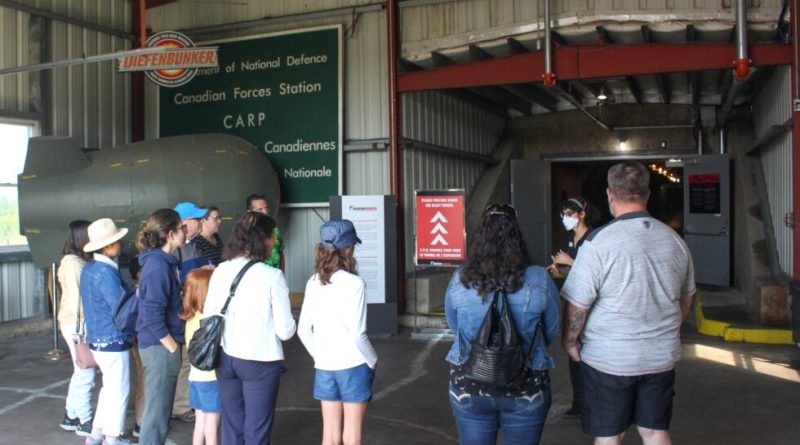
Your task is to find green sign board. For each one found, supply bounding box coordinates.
[159,26,342,206]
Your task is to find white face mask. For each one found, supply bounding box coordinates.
[562,215,579,231]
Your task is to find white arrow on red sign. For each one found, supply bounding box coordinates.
[431,223,448,234]
[432,234,449,245]
[430,212,448,223]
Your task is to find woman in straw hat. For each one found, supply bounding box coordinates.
[79,218,134,445]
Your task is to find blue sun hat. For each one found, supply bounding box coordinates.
[320,220,362,249]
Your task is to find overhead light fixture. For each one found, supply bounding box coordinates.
[597,88,608,101]
[618,141,627,151]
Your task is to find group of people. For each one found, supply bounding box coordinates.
[444,161,695,445]
[55,194,377,445]
[54,160,695,445]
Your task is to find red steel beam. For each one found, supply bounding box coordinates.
[398,43,792,92]
[792,0,800,279]
[131,0,146,142]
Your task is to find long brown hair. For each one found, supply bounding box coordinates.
[314,244,357,285]
[179,268,213,320]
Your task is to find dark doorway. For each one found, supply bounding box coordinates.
[549,160,684,258]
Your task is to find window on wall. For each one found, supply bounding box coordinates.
[0,120,38,247]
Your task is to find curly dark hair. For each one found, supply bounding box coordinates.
[136,209,182,252]
[223,211,276,261]
[559,197,601,228]
[62,220,91,260]
[460,204,529,296]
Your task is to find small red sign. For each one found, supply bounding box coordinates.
[688,173,720,185]
[415,190,466,266]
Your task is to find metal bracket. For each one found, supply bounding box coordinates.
[785,212,795,229]
[793,99,800,112]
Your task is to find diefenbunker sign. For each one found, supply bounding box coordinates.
[158,26,342,206]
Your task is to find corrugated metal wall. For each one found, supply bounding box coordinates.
[752,65,793,276]
[402,90,505,270]
[0,1,131,321]
[46,0,131,147]
[0,6,29,113]
[0,260,40,322]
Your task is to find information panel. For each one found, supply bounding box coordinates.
[689,173,721,214]
[342,196,386,304]
[158,26,342,206]
[415,190,466,266]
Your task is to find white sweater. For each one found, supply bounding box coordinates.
[298,270,378,371]
[203,257,296,362]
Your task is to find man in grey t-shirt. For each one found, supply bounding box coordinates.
[561,161,695,445]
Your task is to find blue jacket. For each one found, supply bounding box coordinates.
[176,238,207,283]
[80,260,133,346]
[445,266,560,370]
[136,248,185,348]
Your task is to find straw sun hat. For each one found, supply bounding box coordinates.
[83,218,128,253]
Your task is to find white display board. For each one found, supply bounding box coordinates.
[341,195,386,304]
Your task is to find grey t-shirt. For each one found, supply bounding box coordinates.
[561,211,695,376]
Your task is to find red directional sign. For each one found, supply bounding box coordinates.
[415,190,466,266]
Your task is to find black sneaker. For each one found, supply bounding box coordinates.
[75,418,93,437]
[59,413,80,431]
[132,423,140,438]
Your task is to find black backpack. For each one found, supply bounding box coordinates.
[461,288,538,388]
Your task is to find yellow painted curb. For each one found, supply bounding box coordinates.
[694,295,794,345]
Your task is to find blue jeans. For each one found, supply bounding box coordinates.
[449,383,551,445]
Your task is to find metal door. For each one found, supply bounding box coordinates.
[683,154,731,286]
[511,160,551,267]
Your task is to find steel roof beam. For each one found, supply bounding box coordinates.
[432,51,531,115]
[468,45,557,112]
[397,43,791,92]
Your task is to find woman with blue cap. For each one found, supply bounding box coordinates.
[298,219,378,445]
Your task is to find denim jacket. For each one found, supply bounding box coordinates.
[445,266,560,370]
[80,260,133,345]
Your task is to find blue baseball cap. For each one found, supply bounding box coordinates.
[320,220,362,249]
[174,202,208,220]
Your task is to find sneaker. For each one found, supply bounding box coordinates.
[84,436,102,445]
[59,413,80,431]
[132,423,140,438]
[75,418,93,437]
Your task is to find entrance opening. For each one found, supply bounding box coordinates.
[550,160,684,254]
[0,119,38,248]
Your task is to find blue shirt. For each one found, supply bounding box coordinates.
[445,266,561,371]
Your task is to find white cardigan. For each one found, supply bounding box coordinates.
[203,257,296,362]
[298,270,378,371]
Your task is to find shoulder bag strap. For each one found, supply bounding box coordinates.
[220,260,260,315]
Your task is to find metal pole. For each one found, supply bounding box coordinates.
[719,128,726,154]
[46,262,67,360]
[735,0,748,62]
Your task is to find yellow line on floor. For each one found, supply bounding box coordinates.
[694,295,794,345]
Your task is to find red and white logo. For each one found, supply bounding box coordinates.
[415,190,465,266]
[118,31,218,88]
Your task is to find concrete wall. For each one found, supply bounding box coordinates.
[508,104,697,158]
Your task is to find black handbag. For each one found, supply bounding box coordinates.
[188,260,259,371]
[461,288,539,388]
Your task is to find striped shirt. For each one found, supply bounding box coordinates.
[195,234,223,266]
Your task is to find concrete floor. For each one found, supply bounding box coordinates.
[0,325,798,444]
